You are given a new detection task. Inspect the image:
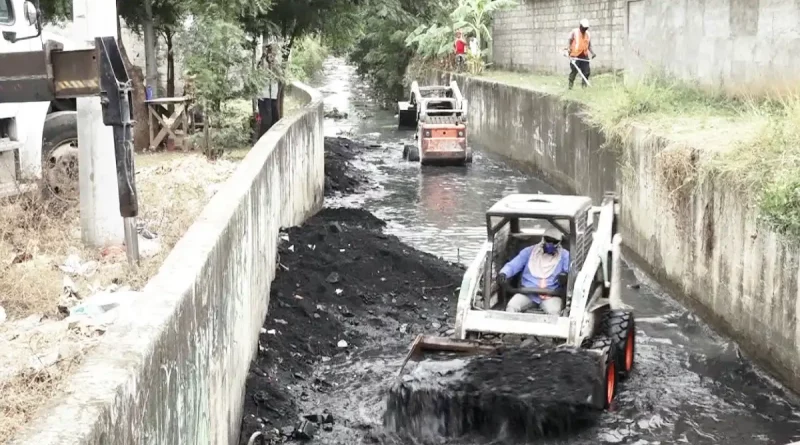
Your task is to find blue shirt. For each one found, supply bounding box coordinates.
[499,246,571,304]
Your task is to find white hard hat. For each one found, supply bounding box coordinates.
[544,227,562,241]
[580,19,590,28]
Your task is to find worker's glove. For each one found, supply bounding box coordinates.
[591,53,597,59]
[496,273,508,287]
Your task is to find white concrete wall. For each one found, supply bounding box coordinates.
[8,82,324,445]
[491,0,626,73]
[433,72,800,394]
[493,0,800,91]
[623,0,800,91]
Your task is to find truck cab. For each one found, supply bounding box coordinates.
[0,0,79,200]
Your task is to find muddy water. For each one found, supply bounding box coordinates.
[311,58,800,444]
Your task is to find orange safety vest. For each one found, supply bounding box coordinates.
[569,28,590,57]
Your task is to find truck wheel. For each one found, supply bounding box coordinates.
[589,336,617,409]
[406,146,420,162]
[42,111,79,202]
[602,310,635,380]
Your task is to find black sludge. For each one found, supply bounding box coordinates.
[384,346,604,444]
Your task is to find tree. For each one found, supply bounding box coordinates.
[348,0,453,104]
[178,12,271,156]
[404,0,516,73]
[240,0,363,115]
[450,0,518,53]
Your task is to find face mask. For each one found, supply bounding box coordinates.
[543,242,558,255]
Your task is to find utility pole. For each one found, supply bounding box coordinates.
[143,0,158,98]
[73,0,124,247]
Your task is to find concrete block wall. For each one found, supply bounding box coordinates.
[491,0,625,73]
[9,82,324,445]
[624,0,800,91]
[492,0,800,91]
[433,72,800,394]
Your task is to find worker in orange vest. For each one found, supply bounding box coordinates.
[566,19,596,89]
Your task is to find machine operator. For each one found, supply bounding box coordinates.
[496,227,570,315]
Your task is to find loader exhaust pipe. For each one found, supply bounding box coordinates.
[609,233,623,310]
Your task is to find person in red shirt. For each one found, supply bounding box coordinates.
[454,30,467,71]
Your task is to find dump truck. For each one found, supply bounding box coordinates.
[0,0,141,262]
[399,192,636,409]
[397,80,472,166]
[0,0,89,200]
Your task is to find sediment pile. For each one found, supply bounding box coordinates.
[239,205,464,443]
[323,137,369,196]
[384,346,604,444]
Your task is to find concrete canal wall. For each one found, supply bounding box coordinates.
[10,82,324,445]
[436,72,800,394]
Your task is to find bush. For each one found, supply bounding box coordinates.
[288,35,330,81]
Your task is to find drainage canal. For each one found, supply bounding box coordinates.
[238,59,800,445]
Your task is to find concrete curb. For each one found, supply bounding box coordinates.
[9,81,325,445]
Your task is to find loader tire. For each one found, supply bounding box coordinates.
[406,146,420,162]
[588,336,617,410]
[602,310,635,380]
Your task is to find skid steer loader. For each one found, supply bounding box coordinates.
[397,80,472,166]
[398,192,636,408]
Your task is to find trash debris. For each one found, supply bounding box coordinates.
[337,340,348,348]
[335,289,343,295]
[274,319,288,325]
[294,419,318,440]
[58,254,98,277]
[138,236,162,258]
[267,329,277,335]
[11,251,32,264]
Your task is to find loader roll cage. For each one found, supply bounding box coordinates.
[482,195,595,318]
[403,81,467,123]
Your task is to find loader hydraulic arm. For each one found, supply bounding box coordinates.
[0,36,140,263]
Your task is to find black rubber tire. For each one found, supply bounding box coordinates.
[465,150,473,163]
[406,146,420,162]
[588,336,617,410]
[41,111,79,200]
[42,111,78,161]
[402,144,412,160]
[601,310,635,380]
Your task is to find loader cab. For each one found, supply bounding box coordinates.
[483,194,595,316]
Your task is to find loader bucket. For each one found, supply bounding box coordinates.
[397,101,417,129]
[385,337,605,443]
[397,334,497,376]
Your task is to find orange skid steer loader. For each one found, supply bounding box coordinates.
[398,81,472,166]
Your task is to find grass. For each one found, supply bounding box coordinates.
[476,69,800,239]
[0,151,241,443]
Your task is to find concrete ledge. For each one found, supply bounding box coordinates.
[434,72,800,394]
[9,82,324,445]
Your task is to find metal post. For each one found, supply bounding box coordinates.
[97,36,140,266]
[609,233,622,310]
